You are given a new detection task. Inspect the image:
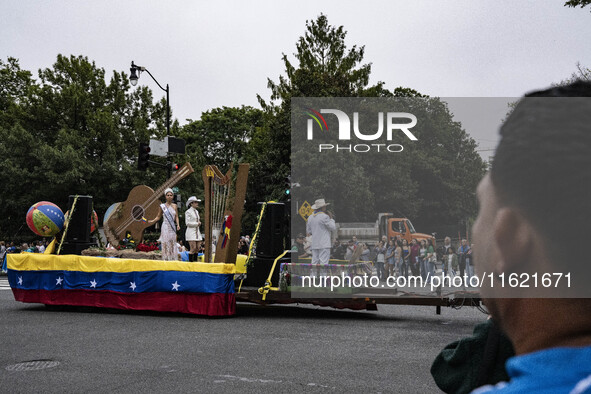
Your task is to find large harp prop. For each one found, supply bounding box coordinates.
[202,163,249,264]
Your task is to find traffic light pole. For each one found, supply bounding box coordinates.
[137,142,178,179]
[146,159,174,179]
[130,62,174,178]
[136,67,170,137]
[130,62,170,136]
[139,154,176,180]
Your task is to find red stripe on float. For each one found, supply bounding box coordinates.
[12,289,235,316]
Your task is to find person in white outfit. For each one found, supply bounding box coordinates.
[184,196,202,262]
[305,198,336,265]
[148,188,180,261]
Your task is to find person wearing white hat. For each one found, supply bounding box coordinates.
[185,196,202,262]
[306,198,336,265]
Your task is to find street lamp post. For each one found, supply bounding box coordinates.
[129,61,170,136]
[130,61,174,178]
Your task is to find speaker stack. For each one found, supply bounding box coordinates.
[241,202,291,287]
[256,202,290,258]
[61,195,97,255]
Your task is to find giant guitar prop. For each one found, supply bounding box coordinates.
[104,162,194,246]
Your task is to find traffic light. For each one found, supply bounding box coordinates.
[138,143,150,171]
[170,162,179,173]
[285,176,291,195]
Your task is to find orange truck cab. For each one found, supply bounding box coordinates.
[383,216,434,245]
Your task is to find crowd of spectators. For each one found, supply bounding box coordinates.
[374,236,473,282]
[1,233,252,267]
[291,233,474,283]
[1,240,52,273]
[1,240,49,255]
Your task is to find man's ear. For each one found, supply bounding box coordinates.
[493,207,534,274]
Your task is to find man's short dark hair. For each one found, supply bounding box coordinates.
[491,80,591,265]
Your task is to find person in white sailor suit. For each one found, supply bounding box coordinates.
[184,196,202,262]
[305,198,336,265]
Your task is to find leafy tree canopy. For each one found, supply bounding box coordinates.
[564,0,591,10]
[1,15,490,241]
[0,55,169,239]
[257,14,486,235]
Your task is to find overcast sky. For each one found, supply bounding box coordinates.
[3,0,590,155]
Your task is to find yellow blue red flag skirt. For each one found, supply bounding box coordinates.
[7,254,236,316]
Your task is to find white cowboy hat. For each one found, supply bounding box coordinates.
[186,196,201,208]
[311,198,330,210]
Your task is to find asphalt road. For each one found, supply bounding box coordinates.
[0,280,487,393]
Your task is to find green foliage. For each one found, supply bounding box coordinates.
[267,13,371,99]
[504,63,591,122]
[181,106,263,170]
[178,105,264,231]
[0,15,488,240]
[0,55,166,239]
[557,62,591,84]
[0,57,34,130]
[291,96,486,230]
[402,98,486,228]
[258,14,486,233]
[0,57,33,109]
[253,13,378,213]
[564,0,591,10]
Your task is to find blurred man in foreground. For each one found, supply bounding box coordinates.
[470,81,591,393]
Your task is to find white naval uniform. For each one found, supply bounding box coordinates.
[305,210,336,265]
[184,207,202,241]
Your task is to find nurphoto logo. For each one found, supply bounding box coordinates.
[305,108,418,153]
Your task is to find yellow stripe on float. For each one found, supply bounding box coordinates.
[7,253,236,274]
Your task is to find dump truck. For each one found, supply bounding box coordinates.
[337,213,434,245]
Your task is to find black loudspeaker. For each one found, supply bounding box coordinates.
[65,195,93,243]
[242,253,293,287]
[256,202,290,258]
[60,241,96,255]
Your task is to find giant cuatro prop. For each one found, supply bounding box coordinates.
[104,163,194,246]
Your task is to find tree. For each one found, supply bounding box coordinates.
[0,57,34,130]
[504,63,591,122]
[260,14,485,234]
[564,0,591,10]
[0,55,170,239]
[180,106,263,171]
[557,62,591,84]
[266,14,372,100]
[177,105,264,231]
[253,14,379,213]
[290,95,486,229]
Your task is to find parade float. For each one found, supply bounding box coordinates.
[7,163,246,317]
[7,162,481,317]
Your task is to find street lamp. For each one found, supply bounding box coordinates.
[129,61,170,136]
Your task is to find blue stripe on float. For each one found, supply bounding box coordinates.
[7,269,234,294]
